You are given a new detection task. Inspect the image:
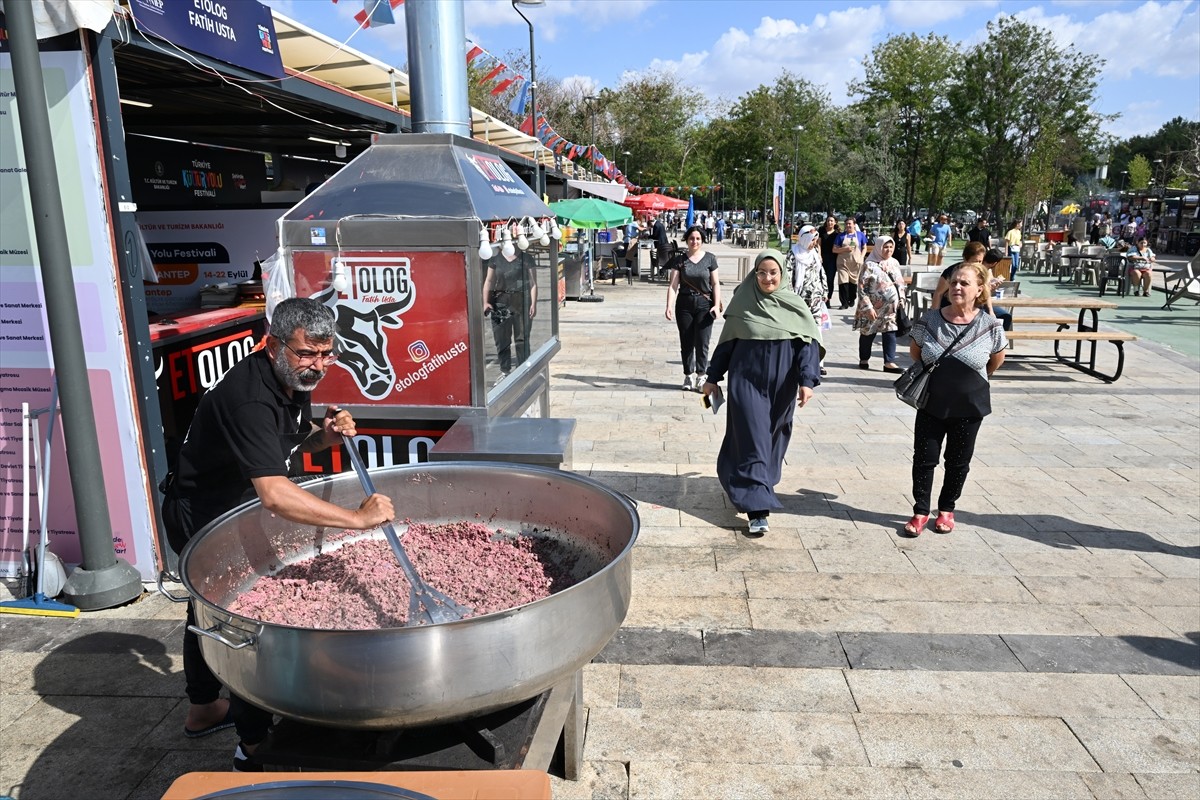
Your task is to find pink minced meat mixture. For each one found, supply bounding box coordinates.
[227,520,574,629]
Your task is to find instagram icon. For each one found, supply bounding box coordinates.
[408,340,430,362]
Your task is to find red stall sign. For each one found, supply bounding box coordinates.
[291,250,471,407]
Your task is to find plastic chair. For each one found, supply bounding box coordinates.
[1098,254,1128,297]
[912,271,941,313]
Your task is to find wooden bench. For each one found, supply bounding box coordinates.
[1009,315,1078,327]
[1006,329,1137,382]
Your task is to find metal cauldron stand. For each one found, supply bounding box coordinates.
[255,670,582,779]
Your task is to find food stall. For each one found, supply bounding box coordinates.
[276,132,566,473]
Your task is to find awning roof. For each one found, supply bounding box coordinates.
[271,12,553,170]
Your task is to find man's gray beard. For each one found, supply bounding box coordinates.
[272,346,324,392]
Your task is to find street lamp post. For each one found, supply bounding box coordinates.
[1119,170,1128,194]
[622,150,631,181]
[790,125,803,234]
[585,94,598,177]
[742,158,751,222]
[763,146,774,233]
[512,0,545,195]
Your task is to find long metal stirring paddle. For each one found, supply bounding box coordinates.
[340,434,471,625]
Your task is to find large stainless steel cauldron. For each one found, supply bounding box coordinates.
[180,462,637,729]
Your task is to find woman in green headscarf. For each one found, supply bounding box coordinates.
[701,249,824,536]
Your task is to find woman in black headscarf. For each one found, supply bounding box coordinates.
[701,249,824,536]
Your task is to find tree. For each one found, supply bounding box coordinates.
[949,16,1107,220]
[860,33,958,215]
[601,71,705,188]
[1127,154,1152,189]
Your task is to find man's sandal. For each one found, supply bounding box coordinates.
[934,511,955,533]
[902,515,929,537]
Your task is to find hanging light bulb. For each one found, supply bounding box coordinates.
[501,228,515,258]
[516,225,529,251]
[528,217,545,239]
[550,219,562,240]
[332,260,349,293]
[539,231,551,247]
[478,224,493,260]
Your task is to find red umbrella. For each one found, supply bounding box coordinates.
[623,192,690,212]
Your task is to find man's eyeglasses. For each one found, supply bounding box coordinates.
[281,340,339,365]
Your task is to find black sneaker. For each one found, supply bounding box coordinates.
[233,742,263,772]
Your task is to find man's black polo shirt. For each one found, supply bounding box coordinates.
[172,349,313,538]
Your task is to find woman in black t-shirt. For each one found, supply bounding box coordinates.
[818,215,840,304]
[665,225,722,391]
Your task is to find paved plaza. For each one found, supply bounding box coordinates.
[1,240,1197,799]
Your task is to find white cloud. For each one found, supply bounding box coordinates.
[641,6,888,103]
[1006,1,1199,80]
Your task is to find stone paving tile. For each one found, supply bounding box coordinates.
[2,744,180,800]
[617,665,854,712]
[632,569,746,598]
[583,663,621,710]
[1120,675,1200,721]
[854,713,1101,771]
[1135,551,1200,579]
[840,632,1025,672]
[972,528,1090,553]
[633,525,736,549]
[1142,606,1200,637]
[745,573,1035,603]
[904,549,1020,576]
[127,750,238,800]
[888,529,997,553]
[1001,551,1169,578]
[1080,772,1153,800]
[749,599,1096,635]
[1074,605,1182,638]
[797,524,899,551]
[623,594,749,629]
[1004,633,1200,675]
[702,630,847,668]
[898,768,1096,799]
[630,545,715,572]
[807,547,919,574]
[846,671,1158,718]
[584,709,868,765]
[714,547,817,572]
[594,627,705,666]
[1064,717,1200,773]
[629,762,907,800]
[1133,772,1200,799]
[0,691,40,730]
[9,695,178,747]
[550,761,629,800]
[1018,576,1199,607]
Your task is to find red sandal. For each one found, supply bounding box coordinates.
[934,511,955,533]
[903,515,929,537]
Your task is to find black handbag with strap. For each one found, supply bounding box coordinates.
[894,322,971,410]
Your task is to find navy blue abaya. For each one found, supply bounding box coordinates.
[706,337,821,513]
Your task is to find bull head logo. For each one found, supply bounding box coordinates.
[311,259,415,398]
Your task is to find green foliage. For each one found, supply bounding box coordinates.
[1127,154,1152,189]
[949,16,1107,219]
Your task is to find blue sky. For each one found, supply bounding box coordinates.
[265,0,1199,140]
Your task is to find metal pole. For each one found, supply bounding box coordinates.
[6,2,141,609]
[763,146,773,233]
[512,1,541,196]
[790,126,803,234]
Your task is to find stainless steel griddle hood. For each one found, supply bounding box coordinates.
[281,132,550,227]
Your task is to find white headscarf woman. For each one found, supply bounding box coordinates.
[790,225,822,299]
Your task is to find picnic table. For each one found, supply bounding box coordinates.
[1000,297,1135,382]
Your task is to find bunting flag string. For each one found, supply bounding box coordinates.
[328,15,718,195]
[333,0,405,29]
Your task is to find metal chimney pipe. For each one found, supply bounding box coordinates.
[405,0,471,136]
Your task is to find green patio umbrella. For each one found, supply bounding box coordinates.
[547,198,631,303]
[549,197,633,229]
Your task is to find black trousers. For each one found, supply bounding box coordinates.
[166,495,274,746]
[822,259,837,302]
[911,410,983,516]
[675,292,714,376]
